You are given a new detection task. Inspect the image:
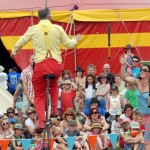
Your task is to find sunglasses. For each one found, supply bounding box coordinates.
[140,69,149,72]
[28,111,35,115]
[91,112,98,115]
[2,122,9,126]
[7,112,14,114]
[66,114,73,116]
[132,60,138,63]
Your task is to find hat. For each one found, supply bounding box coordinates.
[97,73,109,82]
[121,118,131,124]
[8,118,16,124]
[124,44,134,50]
[90,98,99,105]
[0,112,4,118]
[91,122,103,129]
[68,120,77,126]
[14,123,24,130]
[76,66,84,72]
[130,121,140,129]
[0,66,4,72]
[111,85,118,91]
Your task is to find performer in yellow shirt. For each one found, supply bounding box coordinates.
[11,7,81,129]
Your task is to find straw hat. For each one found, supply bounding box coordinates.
[91,122,103,129]
[0,65,4,72]
[97,73,110,82]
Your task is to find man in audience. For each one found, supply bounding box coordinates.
[7,67,21,95]
[114,74,125,93]
[103,63,115,85]
[130,56,140,78]
[21,55,35,117]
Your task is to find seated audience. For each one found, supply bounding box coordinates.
[60,108,82,135]
[9,123,24,150]
[7,107,21,124]
[64,120,90,150]
[0,118,14,139]
[25,107,37,138]
[91,122,105,150]
[84,107,109,149]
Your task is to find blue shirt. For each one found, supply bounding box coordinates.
[83,99,106,116]
[132,67,140,78]
[8,72,21,92]
[137,88,150,114]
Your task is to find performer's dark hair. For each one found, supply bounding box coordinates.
[38,7,50,19]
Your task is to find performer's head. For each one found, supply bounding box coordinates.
[38,7,51,20]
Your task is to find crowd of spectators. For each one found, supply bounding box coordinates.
[0,44,149,150]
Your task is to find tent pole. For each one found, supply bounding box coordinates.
[45,0,48,8]
[73,20,77,71]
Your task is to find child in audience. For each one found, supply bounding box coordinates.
[137,113,145,134]
[64,120,90,150]
[119,118,131,148]
[9,123,24,150]
[59,80,77,115]
[124,121,143,150]
[111,115,121,134]
[91,122,104,150]
[58,70,72,84]
[131,110,139,121]
[106,85,123,124]
[124,44,134,74]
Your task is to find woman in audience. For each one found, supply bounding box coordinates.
[120,104,133,122]
[84,107,109,149]
[84,74,97,100]
[0,117,14,139]
[96,73,110,111]
[60,108,82,135]
[7,107,20,124]
[86,64,97,76]
[73,66,85,113]
[25,107,37,138]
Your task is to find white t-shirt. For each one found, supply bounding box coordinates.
[0,72,8,89]
[111,120,121,133]
[25,118,36,131]
[109,95,122,115]
[85,84,96,99]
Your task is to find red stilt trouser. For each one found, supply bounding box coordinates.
[32,58,63,127]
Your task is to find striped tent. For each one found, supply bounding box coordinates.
[0,0,150,75]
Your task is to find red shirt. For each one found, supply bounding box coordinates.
[140,124,145,135]
[61,89,76,115]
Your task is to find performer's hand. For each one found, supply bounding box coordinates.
[74,34,82,42]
